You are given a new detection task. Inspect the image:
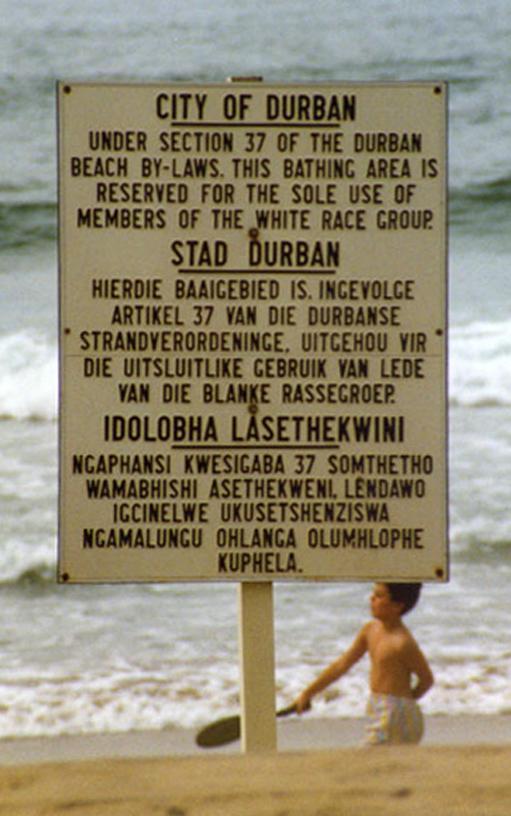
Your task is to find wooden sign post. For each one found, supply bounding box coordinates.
[233,77,276,754]
[238,582,276,751]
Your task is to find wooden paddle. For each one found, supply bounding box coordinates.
[196,704,297,748]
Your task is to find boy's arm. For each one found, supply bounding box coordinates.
[294,624,369,713]
[405,639,434,699]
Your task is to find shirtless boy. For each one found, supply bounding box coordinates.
[293,583,434,745]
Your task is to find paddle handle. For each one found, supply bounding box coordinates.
[277,704,297,718]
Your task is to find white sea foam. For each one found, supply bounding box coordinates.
[449,319,511,407]
[0,639,509,738]
[0,331,57,421]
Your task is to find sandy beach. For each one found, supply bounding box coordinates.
[1,716,510,815]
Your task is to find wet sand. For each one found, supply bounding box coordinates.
[1,716,510,815]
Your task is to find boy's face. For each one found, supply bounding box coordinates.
[370,583,403,621]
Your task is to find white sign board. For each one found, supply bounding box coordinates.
[58,81,448,583]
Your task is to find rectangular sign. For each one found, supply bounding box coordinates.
[58,81,448,583]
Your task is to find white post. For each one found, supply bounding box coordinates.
[238,582,277,752]
[230,73,274,753]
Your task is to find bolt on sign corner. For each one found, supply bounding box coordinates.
[57,81,448,584]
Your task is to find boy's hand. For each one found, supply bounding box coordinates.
[293,691,312,714]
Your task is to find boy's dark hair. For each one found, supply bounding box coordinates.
[386,583,422,615]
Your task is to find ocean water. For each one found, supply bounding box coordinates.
[1,0,511,738]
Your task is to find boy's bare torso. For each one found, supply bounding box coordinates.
[365,619,418,698]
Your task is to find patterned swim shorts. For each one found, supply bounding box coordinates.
[365,693,424,746]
